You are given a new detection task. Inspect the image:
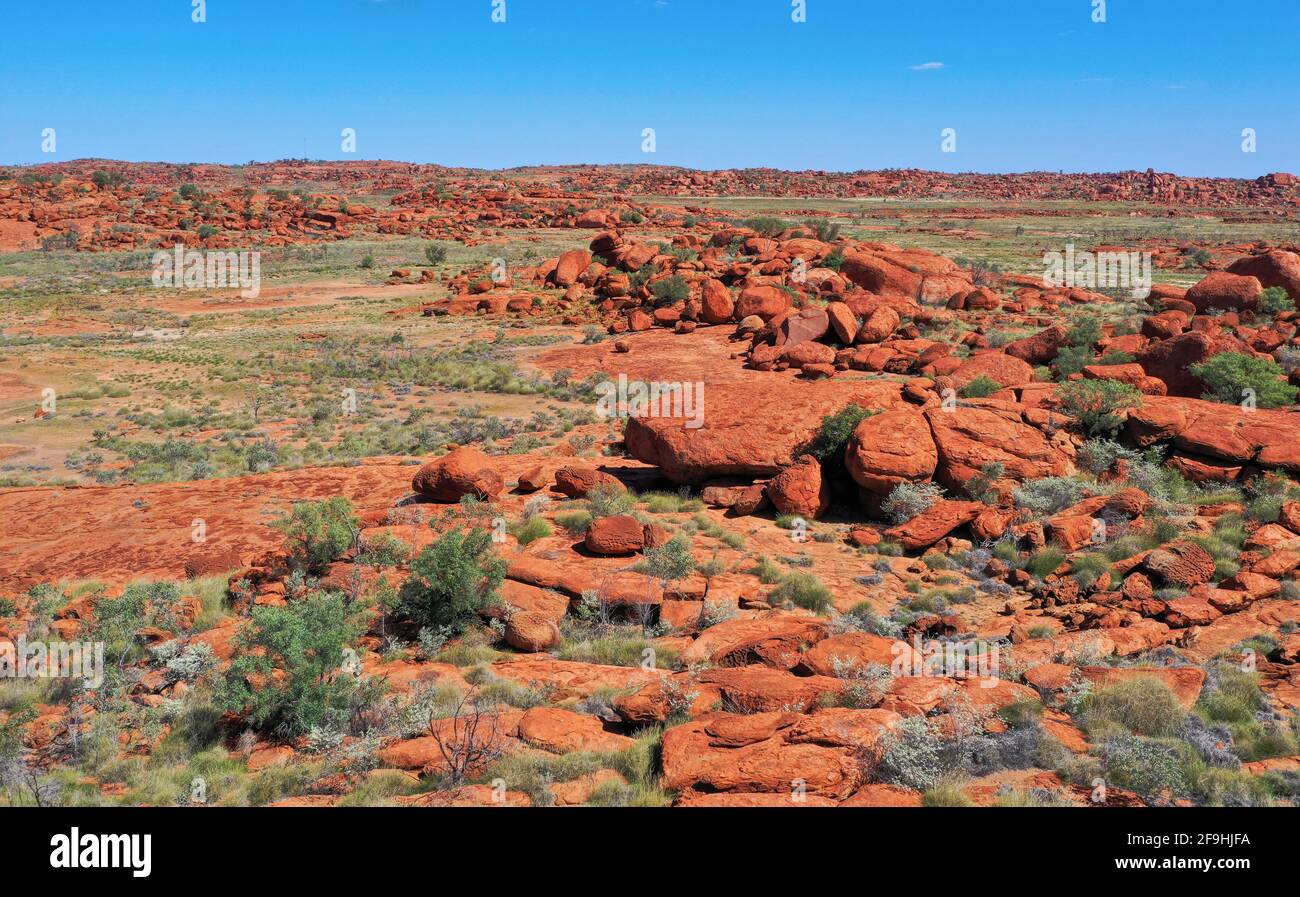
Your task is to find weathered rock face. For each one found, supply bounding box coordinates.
[949,352,1033,389]
[844,409,938,493]
[584,515,645,555]
[699,277,734,324]
[554,466,625,497]
[1004,325,1069,365]
[778,307,830,348]
[884,500,985,549]
[677,613,831,669]
[623,380,905,483]
[411,446,504,502]
[735,285,791,321]
[1185,271,1262,313]
[766,454,831,519]
[552,249,592,287]
[1136,331,1243,397]
[1226,249,1300,300]
[1125,396,1300,474]
[1144,540,1217,587]
[925,404,1074,489]
[504,611,561,652]
[660,708,900,799]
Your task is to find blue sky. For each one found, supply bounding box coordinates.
[1,0,1297,176]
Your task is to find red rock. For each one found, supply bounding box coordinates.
[552,249,592,287]
[777,306,830,348]
[624,380,905,483]
[856,305,900,343]
[925,405,1073,489]
[950,352,1034,389]
[1137,331,1243,397]
[678,612,830,669]
[884,500,985,549]
[825,301,859,343]
[583,515,645,555]
[1186,271,1262,313]
[1144,540,1216,587]
[798,632,911,676]
[781,341,837,368]
[766,454,831,519]
[658,713,841,796]
[1004,325,1069,364]
[840,251,922,297]
[504,611,561,652]
[1227,249,1300,300]
[411,446,504,502]
[844,409,938,494]
[699,277,734,324]
[515,707,634,753]
[735,285,791,321]
[554,466,625,498]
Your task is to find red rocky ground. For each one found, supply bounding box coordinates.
[2,162,1300,808]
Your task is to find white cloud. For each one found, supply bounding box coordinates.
[909,62,945,71]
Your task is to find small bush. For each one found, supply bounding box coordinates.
[649,275,689,306]
[1025,548,1066,579]
[1082,677,1186,738]
[588,485,635,518]
[1013,476,1086,514]
[805,404,873,462]
[959,375,1003,398]
[769,572,833,613]
[643,534,695,584]
[400,529,506,634]
[555,510,594,536]
[424,243,449,265]
[219,592,367,737]
[881,481,944,524]
[1190,352,1298,409]
[274,497,359,572]
[1057,379,1142,437]
[509,516,552,546]
[1100,734,1188,799]
[1259,286,1295,316]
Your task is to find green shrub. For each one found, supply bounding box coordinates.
[219,592,366,737]
[424,243,448,265]
[959,375,1003,398]
[649,275,689,306]
[356,532,410,568]
[1025,548,1066,579]
[554,510,593,536]
[742,216,786,238]
[273,497,359,572]
[1190,352,1298,409]
[805,404,873,461]
[400,528,506,634]
[643,534,695,584]
[1259,286,1295,316]
[769,572,833,613]
[587,484,634,518]
[509,515,552,546]
[1082,677,1186,738]
[1057,379,1142,437]
[922,784,973,807]
[1100,734,1188,798]
[881,481,944,524]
